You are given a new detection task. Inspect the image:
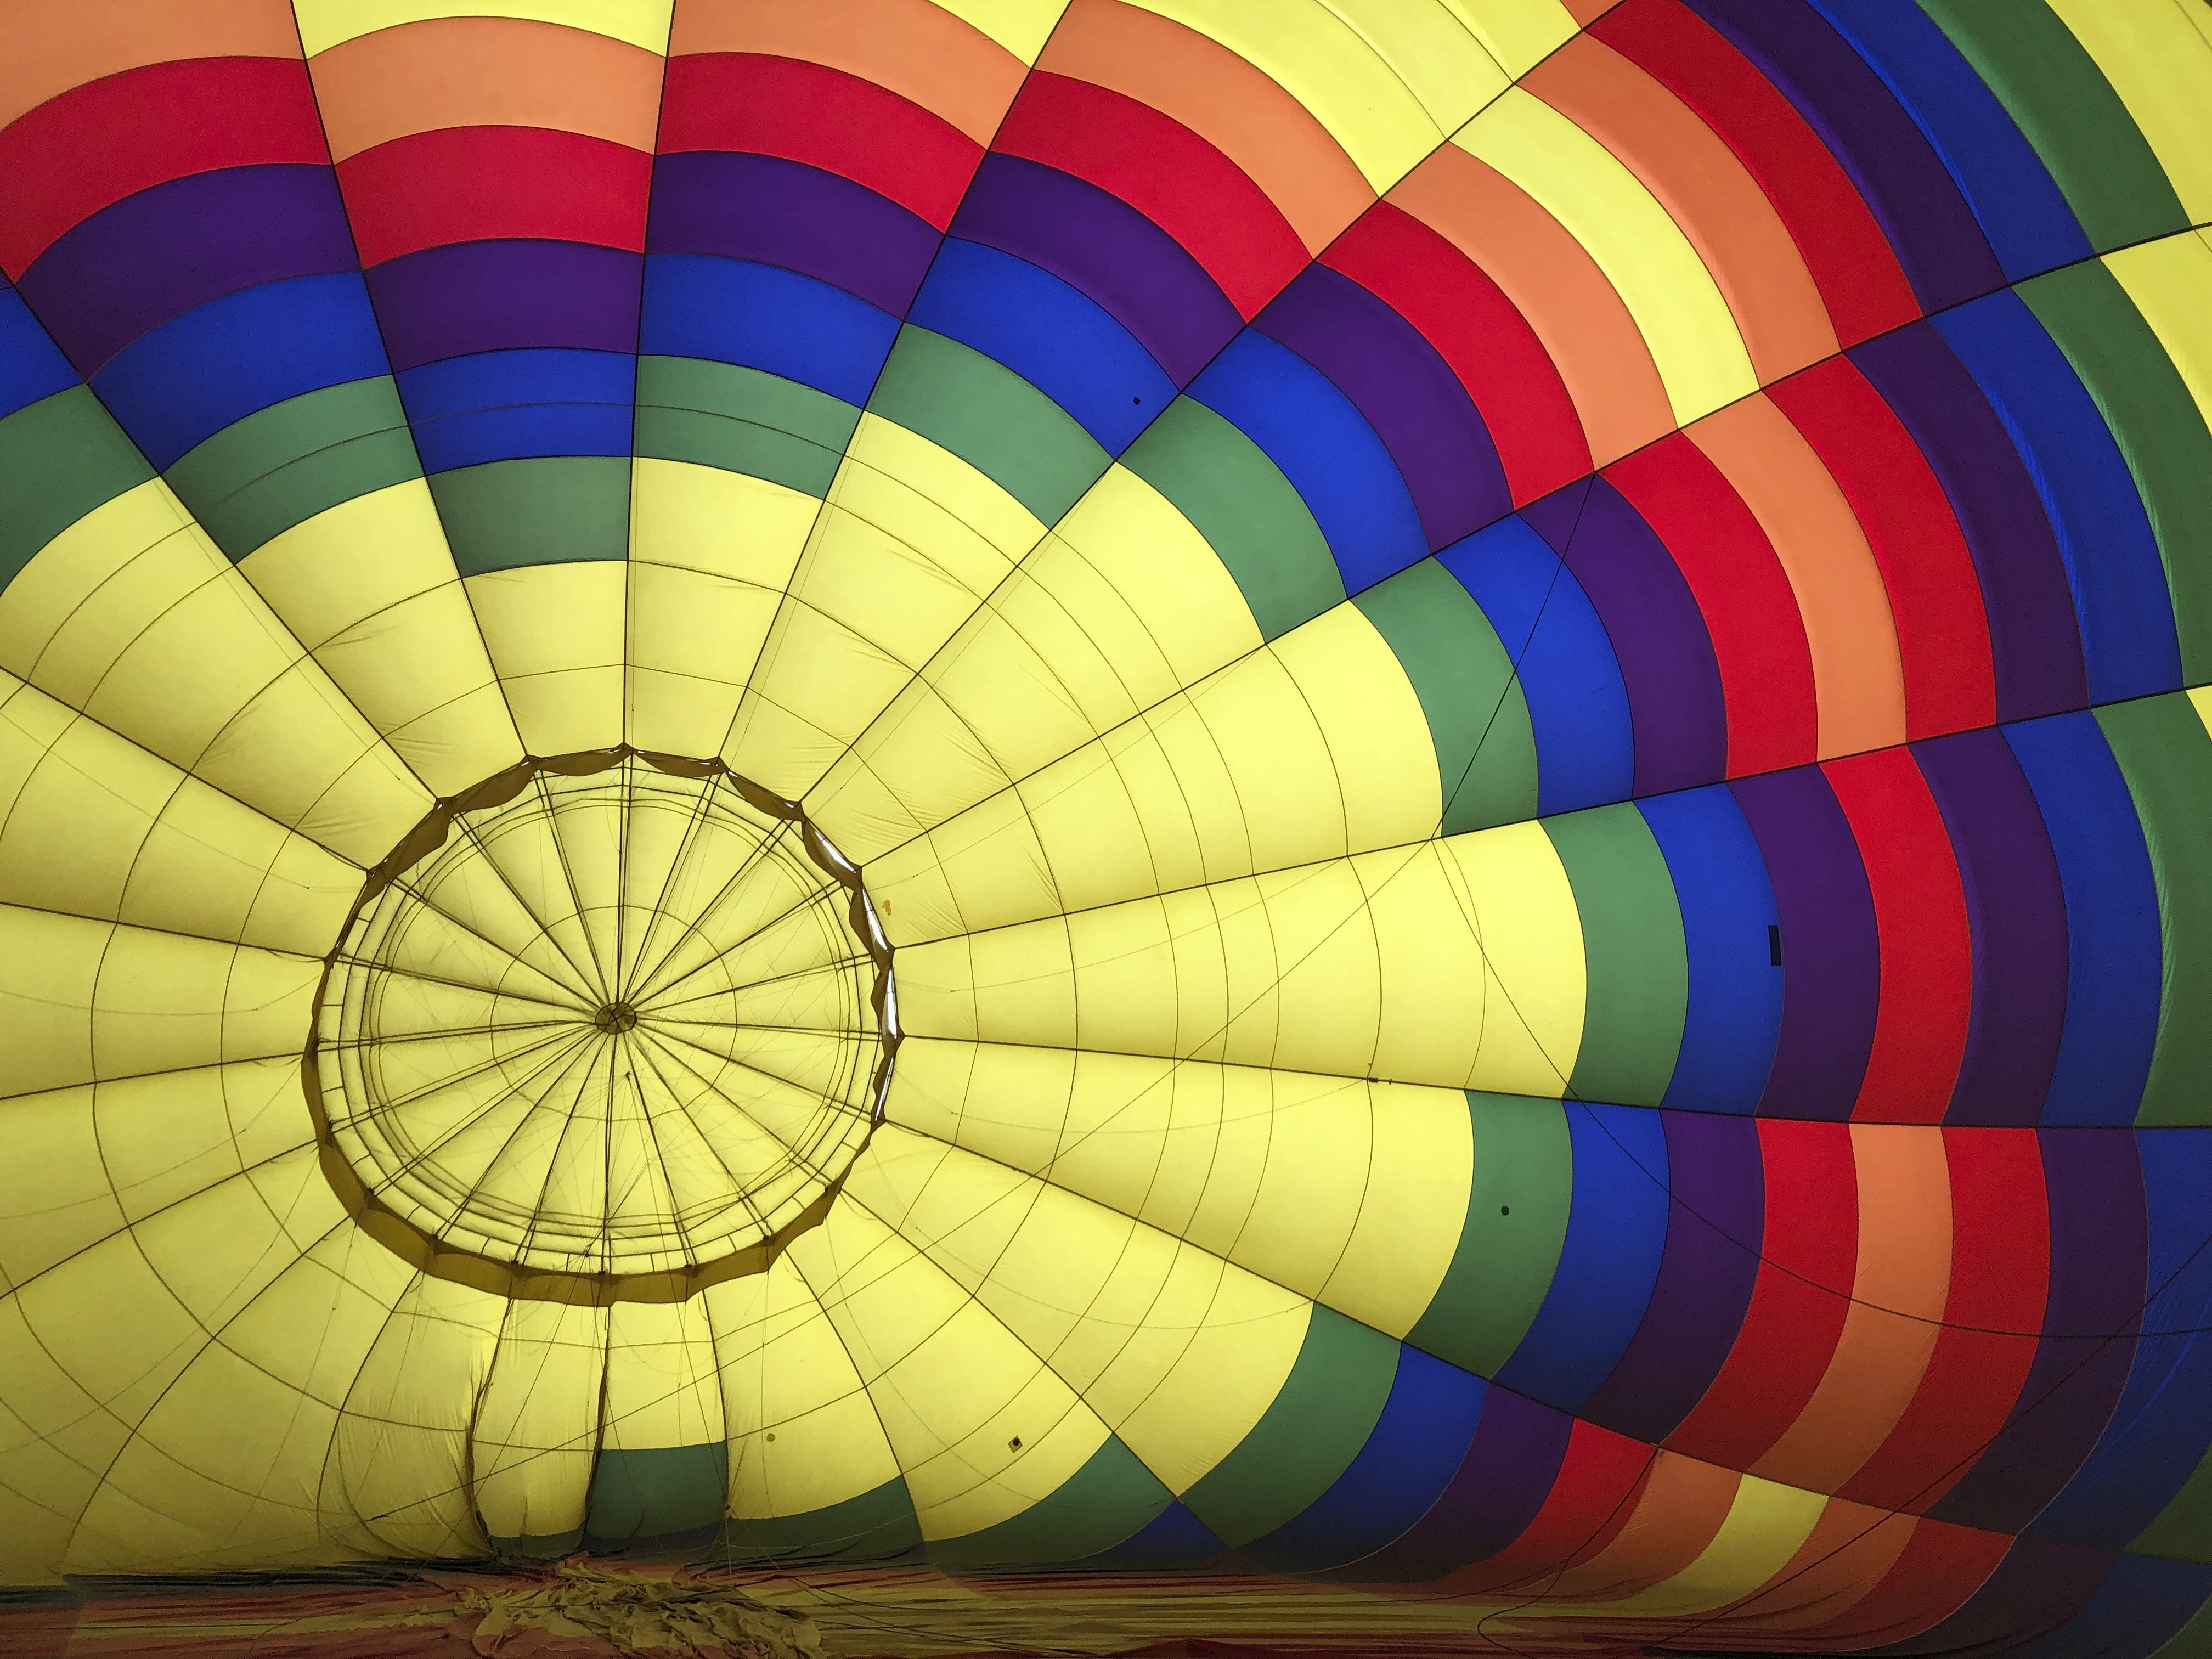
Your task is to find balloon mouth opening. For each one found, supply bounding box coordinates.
[303,746,897,1306]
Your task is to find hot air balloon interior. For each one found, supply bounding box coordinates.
[4,1,2212,1655]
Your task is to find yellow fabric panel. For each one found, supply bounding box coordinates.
[627,461,815,759]
[241,482,523,796]
[795,1183,1112,1541]
[603,1300,726,1452]
[1129,0,1491,191]
[2191,684,2212,734]
[1594,1468,1826,1618]
[1318,0,1510,136]
[1454,89,1756,427]
[807,465,1261,866]
[2050,0,2212,221]
[850,1119,1310,1496]
[708,1254,902,1521]
[726,416,1044,801]
[323,1272,507,1558]
[0,673,359,952]
[898,823,1584,1093]
[0,1059,309,1296]
[0,1295,100,1578]
[472,1298,609,1542]
[0,482,431,864]
[464,562,627,757]
[1438,0,1579,80]
[2106,232,2212,443]
[0,907,320,1101]
[890,1041,1467,1341]
[927,0,1067,63]
[292,0,675,56]
[865,602,1436,945]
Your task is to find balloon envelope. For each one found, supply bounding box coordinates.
[3,1,2212,1653]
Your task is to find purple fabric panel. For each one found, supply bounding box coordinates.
[1255,264,1510,551]
[1914,729,2069,1126]
[1685,0,2002,313]
[1729,766,1878,1120]
[365,239,642,370]
[1522,479,1727,797]
[1850,323,2085,723]
[1324,1386,1572,1583]
[646,152,938,318]
[1577,1111,1763,1442]
[1934,1130,2146,1536]
[1864,1537,2114,1658]
[950,154,1240,388]
[18,165,357,376]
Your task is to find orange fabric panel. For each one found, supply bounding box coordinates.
[1539,1451,1744,1601]
[1,0,301,131]
[1752,1124,1951,1494]
[1389,142,1673,467]
[1523,33,1836,385]
[1688,392,1906,761]
[1036,0,1374,255]
[308,16,664,160]
[668,0,1023,145]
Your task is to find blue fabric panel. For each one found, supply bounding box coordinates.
[1187,330,1428,597]
[1079,1501,1223,1571]
[0,286,77,421]
[2033,1131,2212,1547]
[1240,1347,1485,1574]
[2002,712,2160,1126]
[2020,1552,2212,1659]
[1493,1102,1670,1412]
[1437,515,1633,817]
[640,254,897,407]
[1641,786,1785,1116]
[398,348,636,473]
[1933,293,2181,704]
[89,273,390,471]
[906,238,1175,454]
[1809,1,2089,281]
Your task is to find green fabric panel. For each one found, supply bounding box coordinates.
[2095,695,2212,1126]
[2019,263,2212,681]
[1918,0,2188,251]
[1120,397,1344,641]
[427,456,631,574]
[2146,1584,2212,1656]
[484,1525,584,1562]
[1176,1304,1396,1548]
[1353,558,1539,835]
[867,326,1107,526]
[164,377,420,562]
[634,356,859,499]
[716,1476,921,1564]
[927,1435,1172,1567]
[0,387,155,595]
[1405,1092,1573,1377]
[2134,1436,2212,1564]
[584,1442,729,1541]
[1544,804,1689,1107]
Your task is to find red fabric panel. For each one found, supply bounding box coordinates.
[1590,0,1917,346]
[658,53,981,230]
[994,72,1308,319]
[1606,433,1818,777]
[0,57,327,276]
[1841,1128,2050,1512]
[337,126,651,265]
[1824,748,1972,1124]
[1323,203,1589,506]
[1666,1119,1857,1468]
[1770,357,1998,740]
[1803,1516,2013,1646]
[1435,1418,1655,1595]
